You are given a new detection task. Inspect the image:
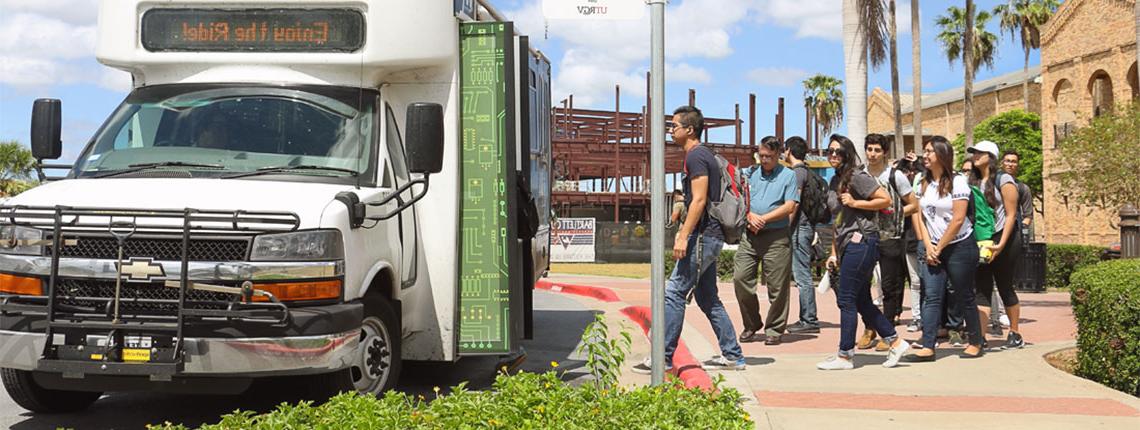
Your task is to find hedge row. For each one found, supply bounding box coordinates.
[1046,244,1104,290]
[152,372,752,429]
[1069,259,1140,396]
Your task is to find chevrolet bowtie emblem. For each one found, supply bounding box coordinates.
[117,258,166,281]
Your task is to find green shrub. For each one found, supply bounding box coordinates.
[1047,244,1104,289]
[152,314,752,430]
[151,374,752,430]
[1070,259,1140,396]
[663,249,736,282]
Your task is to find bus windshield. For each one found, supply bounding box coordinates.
[74,84,377,181]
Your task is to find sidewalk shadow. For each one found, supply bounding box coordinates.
[744,357,776,366]
[1017,300,1072,308]
[777,334,820,344]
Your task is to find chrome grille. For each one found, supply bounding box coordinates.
[51,237,249,261]
[55,279,240,313]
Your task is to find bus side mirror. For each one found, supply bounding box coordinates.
[31,99,63,160]
[405,103,444,174]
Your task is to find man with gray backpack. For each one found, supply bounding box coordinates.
[632,105,746,374]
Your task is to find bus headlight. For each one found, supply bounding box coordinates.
[0,226,44,256]
[250,229,344,261]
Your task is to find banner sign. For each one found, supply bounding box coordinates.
[455,0,476,21]
[542,0,645,20]
[552,218,596,262]
[459,22,517,354]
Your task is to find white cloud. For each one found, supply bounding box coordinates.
[757,0,912,41]
[746,67,810,87]
[667,63,712,84]
[1,0,99,26]
[0,1,113,90]
[509,0,766,108]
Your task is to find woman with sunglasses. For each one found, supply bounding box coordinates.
[967,140,1025,349]
[907,136,985,361]
[817,135,910,370]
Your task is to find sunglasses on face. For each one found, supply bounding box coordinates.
[827,148,844,156]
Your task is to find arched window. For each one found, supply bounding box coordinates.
[1052,79,1076,148]
[1088,70,1114,117]
[1128,62,1138,100]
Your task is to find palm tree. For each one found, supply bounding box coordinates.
[994,0,1060,111]
[911,0,922,154]
[936,3,998,147]
[888,0,904,158]
[803,74,846,150]
[0,141,35,197]
[842,0,889,164]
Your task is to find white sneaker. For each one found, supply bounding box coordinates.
[999,314,1011,328]
[702,356,746,371]
[883,339,910,368]
[630,356,671,375]
[816,355,854,370]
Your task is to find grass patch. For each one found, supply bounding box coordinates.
[550,263,650,279]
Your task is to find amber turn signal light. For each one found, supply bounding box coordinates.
[251,280,341,302]
[0,273,44,296]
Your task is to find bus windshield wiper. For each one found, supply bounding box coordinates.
[222,165,360,179]
[94,162,226,178]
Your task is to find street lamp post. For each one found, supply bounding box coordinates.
[647,0,666,386]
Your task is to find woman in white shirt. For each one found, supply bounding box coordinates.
[908,136,985,361]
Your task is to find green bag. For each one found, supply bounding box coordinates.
[969,185,995,241]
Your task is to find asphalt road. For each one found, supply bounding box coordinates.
[0,290,597,429]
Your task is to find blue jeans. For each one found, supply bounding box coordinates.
[836,234,897,356]
[664,233,743,367]
[918,239,984,349]
[791,220,817,326]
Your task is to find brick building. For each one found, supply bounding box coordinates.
[1041,0,1138,246]
[867,68,1042,158]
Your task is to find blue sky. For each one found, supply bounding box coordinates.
[0,0,1047,161]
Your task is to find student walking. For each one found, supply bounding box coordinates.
[784,136,824,335]
[862,134,919,351]
[632,106,745,374]
[732,136,799,345]
[907,137,985,362]
[816,135,909,370]
[968,141,1026,349]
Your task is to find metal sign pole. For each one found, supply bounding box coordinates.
[647,0,666,386]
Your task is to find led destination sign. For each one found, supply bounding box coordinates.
[142,9,365,52]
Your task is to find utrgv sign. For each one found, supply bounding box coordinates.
[543,0,645,20]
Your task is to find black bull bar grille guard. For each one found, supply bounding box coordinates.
[0,205,301,378]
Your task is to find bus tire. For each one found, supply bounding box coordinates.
[350,295,402,397]
[1,368,101,414]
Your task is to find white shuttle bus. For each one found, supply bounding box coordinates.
[0,0,551,413]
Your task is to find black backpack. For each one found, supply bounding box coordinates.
[794,165,831,225]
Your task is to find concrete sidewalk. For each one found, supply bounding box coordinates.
[540,274,1140,430]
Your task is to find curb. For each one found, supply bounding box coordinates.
[535,278,714,391]
[620,306,714,391]
[535,279,621,302]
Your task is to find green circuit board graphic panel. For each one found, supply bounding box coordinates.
[459,22,511,354]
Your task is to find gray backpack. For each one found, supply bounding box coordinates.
[689,146,748,244]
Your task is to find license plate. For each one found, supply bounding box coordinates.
[122,349,151,363]
[124,336,152,349]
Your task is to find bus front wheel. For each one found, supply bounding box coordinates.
[350,295,402,396]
